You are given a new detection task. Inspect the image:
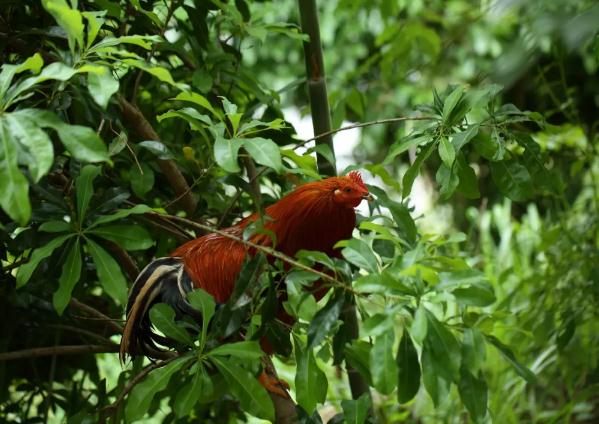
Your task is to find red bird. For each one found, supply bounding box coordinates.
[120,171,371,395]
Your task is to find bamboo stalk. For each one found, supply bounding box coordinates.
[298,0,336,177]
[298,0,371,403]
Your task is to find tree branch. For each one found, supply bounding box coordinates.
[69,297,124,335]
[119,96,198,217]
[0,344,119,361]
[294,115,436,150]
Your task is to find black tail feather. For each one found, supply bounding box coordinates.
[119,257,197,362]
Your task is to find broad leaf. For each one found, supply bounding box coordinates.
[88,224,153,251]
[87,66,119,109]
[42,0,84,51]
[88,204,153,228]
[342,238,379,273]
[424,309,461,382]
[243,137,283,172]
[370,329,398,395]
[76,165,101,222]
[458,367,488,422]
[16,234,73,287]
[53,239,82,315]
[125,356,191,422]
[173,367,213,418]
[5,113,53,182]
[149,303,194,345]
[294,336,328,414]
[214,136,243,172]
[307,291,344,349]
[397,331,421,403]
[86,238,127,305]
[0,119,31,224]
[211,357,274,421]
[341,393,371,424]
[438,136,455,167]
[207,341,263,360]
[188,288,216,346]
[490,160,533,201]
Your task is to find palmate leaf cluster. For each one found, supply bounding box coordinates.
[1,0,598,423]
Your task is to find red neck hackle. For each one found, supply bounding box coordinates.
[245,171,371,257]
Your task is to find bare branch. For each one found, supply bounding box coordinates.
[69,297,124,335]
[119,96,198,217]
[0,344,119,361]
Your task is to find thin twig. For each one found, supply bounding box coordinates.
[295,115,436,150]
[69,298,123,335]
[0,344,119,361]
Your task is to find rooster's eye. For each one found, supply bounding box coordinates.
[344,187,352,193]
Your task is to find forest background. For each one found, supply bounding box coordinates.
[1,0,598,423]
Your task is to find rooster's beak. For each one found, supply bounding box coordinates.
[363,193,374,201]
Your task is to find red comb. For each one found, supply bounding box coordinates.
[347,171,366,189]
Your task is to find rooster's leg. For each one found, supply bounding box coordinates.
[259,357,291,398]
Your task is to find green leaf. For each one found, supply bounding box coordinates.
[130,162,154,197]
[125,356,190,422]
[307,291,344,349]
[52,239,82,315]
[88,224,153,251]
[402,143,434,198]
[437,270,496,306]
[451,125,479,153]
[149,303,194,345]
[39,220,71,233]
[89,35,159,52]
[86,238,127,305]
[341,393,371,424]
[243,137,283,172]
[436,163,459,199]
[354,271,414,295]
[411,304,428,345]
[0,119,31,225]
[88,204,153,228]
[87,66,119,109]
[490,160,533,201]
[76,165,101,222]
[294,335,328,414]
[207,341,263,360]
[438,136,455,167]
[17,109,109,163]
[342,238,379,273]
[0,53,43,100]
[462,328,486,374]
[397,331,421,403]
[455,154,480,199]
[443,86,464,121]
[42,0,84,52]
[82,11,105,48]
[214,136,243,173]
[421,345,450,406]
[4,113,53,182]
[173,91,217,116]
[122,59,177,86]
[173,367,212,418]
[458,367,488,422]
[138,140,175,160]
[188,289,216,346]
[384,135,429,165]
[486,335,536,383]
[16,234,73,287]
[370,329,398,395]
[211,357,275,421]
[424,309,461,382]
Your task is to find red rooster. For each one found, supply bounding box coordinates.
[120,171,371,395]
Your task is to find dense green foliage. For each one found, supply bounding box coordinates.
[1,0,598,423]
